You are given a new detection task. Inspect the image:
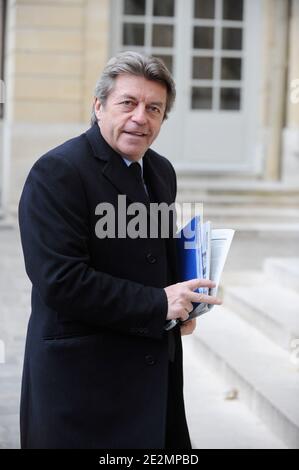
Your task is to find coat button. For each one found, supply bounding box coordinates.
[146,253,156,264]
[138,328,149,336]
[145,354,156,365]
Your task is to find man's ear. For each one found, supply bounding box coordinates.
[94,98,102,119]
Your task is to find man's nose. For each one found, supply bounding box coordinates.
[131,104,147,125]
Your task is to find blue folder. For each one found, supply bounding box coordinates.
[176,215,205,294]
[164,216,208,330]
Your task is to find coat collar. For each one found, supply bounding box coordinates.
[84,124,173,209]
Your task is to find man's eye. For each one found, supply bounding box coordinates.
[122,100,134,106]
[149,106,161,114]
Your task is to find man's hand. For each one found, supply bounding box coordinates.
[180,318,197,336]
[164,278,222,322]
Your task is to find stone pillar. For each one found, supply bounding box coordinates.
[262,0,289,181]
[1,0,15,215]
[283,0,299,182]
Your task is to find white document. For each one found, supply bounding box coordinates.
[201,221,211,295]
[188,227,235,319]
[164,221,235,329]
[208,228,235,299]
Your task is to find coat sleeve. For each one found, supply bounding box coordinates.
[18,152,168,339]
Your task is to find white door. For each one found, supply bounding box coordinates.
[111,0,262,174]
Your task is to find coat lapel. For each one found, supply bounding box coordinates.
[143,149,179,283]
[85,123,179,282]
[85,124,150,209]
[143,152,173,206]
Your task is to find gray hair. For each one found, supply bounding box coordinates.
[91,51,176,125]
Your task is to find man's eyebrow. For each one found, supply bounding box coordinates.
[119,94,164,108]
[119,94,137,101]
[148,101,164,108]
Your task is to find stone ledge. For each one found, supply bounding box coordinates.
[193,306,299,448]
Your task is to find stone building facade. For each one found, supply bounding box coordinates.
[0,0,298,214]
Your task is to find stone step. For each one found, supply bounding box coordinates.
[176,180,299,213]
[178,214,299,232]
[182,336,286,449]
[204,213,299,228]
[208,224,299,233]
[175,200,299,232]
[0,215,16,229]
[225,283,299,351]
[192,306,299,448]
[177,178,299,195]
[211,221,299,233]
[264,258,299,292]
[177,193,299,206]
[203,207,299,218]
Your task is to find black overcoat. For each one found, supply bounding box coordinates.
[19,124,186,449]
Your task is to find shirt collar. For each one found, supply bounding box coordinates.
[122,156,143,172]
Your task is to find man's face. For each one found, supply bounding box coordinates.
[95,74,167,161]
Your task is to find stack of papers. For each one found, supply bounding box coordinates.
[177,215,235,320]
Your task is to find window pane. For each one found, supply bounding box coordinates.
[223,0,243,21]
[192,87,213,109]
[194,0,215,19]
[220,88,241,110]
[152,24,174,47]
[222,28,242,50]
[193,57,213,79]
[124,0,146,15]
[155,55,173,73]
[153,0,175,17]
[123,23,145,46]
[193,27,214,49]
[221,58,242,80]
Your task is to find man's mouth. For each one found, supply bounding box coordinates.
[123,131,148,137]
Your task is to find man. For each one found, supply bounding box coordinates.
[19,51,221,449]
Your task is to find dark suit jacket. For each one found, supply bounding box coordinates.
[19,123,186,449]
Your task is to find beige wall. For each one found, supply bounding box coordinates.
[8,0,109,123]
[4,0,110,209]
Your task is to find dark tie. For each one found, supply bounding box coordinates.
[129,162,175,362]
[128,162,150,204]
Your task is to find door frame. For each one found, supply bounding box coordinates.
[109,0,263,176]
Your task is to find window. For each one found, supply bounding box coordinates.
[0,0,6,119]
[113,0,261,171]
[191,0,244,111]
[115,0,244,112]
[120,0,176,74]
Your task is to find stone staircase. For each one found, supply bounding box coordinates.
[176,178,299,231]
[190,257,299,448]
